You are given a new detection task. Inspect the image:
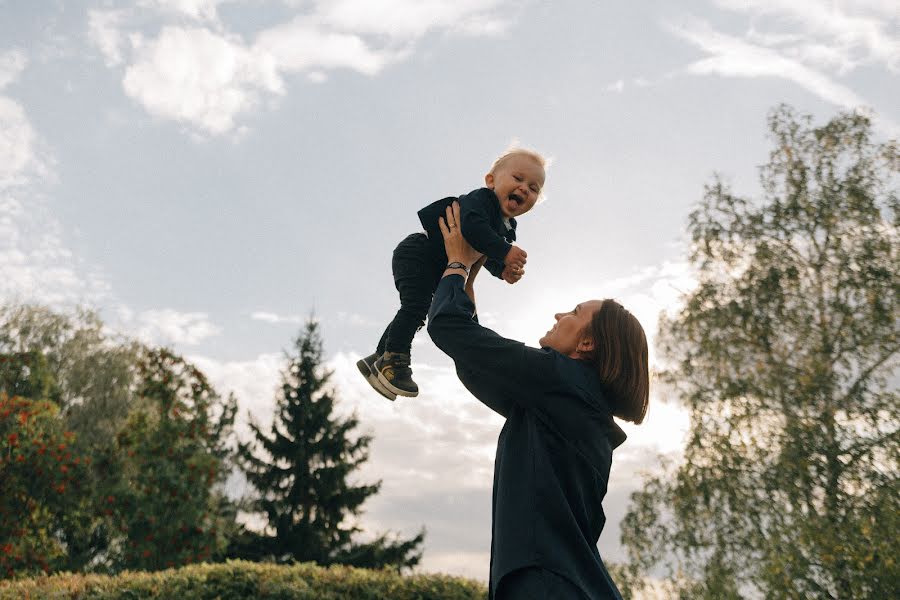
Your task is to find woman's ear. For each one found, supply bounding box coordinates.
[577,336,594,354]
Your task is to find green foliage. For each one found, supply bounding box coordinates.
[330,529,427,571]
[234,320,424,570]
[96,348,238,573]
[604,562,641,600]
[0,560,487,599]
[0,308,246,578]
[0,351,57,401]
[0,305,143,572]
[0,305,140,452]
[621,105,899,598]
[0,393,90,578]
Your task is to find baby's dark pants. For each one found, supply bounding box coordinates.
[376,233,444,356]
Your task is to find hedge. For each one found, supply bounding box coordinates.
[0,560,488,599]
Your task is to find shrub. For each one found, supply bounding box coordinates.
[0,393,89,578]
[0,559,488,599]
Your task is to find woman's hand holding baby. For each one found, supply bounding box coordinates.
[440,201,484,269]
[440,201,523,286]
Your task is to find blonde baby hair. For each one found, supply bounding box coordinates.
[489,141,552,201]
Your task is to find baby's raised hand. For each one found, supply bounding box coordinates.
[502,265,524,285]
[504,245,527,270]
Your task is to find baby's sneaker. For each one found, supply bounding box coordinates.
[356,353,396,401]
[375,352,419,397]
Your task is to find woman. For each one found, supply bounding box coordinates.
[427,202,649,599]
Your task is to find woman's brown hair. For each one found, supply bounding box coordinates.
[584,299,649,424]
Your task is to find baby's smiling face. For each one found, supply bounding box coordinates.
[485,155,545,219]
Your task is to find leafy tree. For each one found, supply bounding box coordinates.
[234,319,424,570]
[0,308,244,574]
[0,392,89,579]
[0,305,141,571]
[0,351,57,401]
[100,349,238,572]
[620,106,898,599]
[0,305,140,453]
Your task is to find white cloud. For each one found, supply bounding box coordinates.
[91,1,516,135]
[712,0,900,72]
[784,41,860,74]
[139,0,228,22]
[0,97,38,188]
[0,61,218,340]
[123,27,283,135]
[0,196,112,307]
[0,48,113,308]
[251,310,303,324]
[0,50,27,90]
[0,48,236,344]
[604,76,654,94]
[126,308,223,345]
[88,10,126,67]
[419,550,491,580]
[313,0,510,39]
[254,17,399,76]
[451,14,510,37]
[186,351,285,438]
[669,17,869,109]
[118,21,397,135]
[335,311,379,327]
[328,354,504,500]
[0,50,40,189]
[664,4,900,134]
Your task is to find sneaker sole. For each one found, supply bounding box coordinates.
[376,370,419,398]
[356,359,397,401]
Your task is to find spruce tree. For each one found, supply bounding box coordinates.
[235,319,423,570]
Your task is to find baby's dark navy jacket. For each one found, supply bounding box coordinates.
[428,274,627,600]
[417,187,516,279]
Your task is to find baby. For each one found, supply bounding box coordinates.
[357,147,546,399]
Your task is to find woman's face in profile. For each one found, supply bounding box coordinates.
[539,300,602,357]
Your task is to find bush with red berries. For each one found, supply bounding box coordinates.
[0,393,88,578]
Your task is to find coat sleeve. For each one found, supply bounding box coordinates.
[454,362,514,417]
[428,275,560,413]
[484,257,505,279]
[458,190,512,263]
[484,216,516,279]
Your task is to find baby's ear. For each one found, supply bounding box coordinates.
[484,172,495,189]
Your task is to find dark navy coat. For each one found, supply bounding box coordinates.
[417,187,516,279]
[428,274,626,600]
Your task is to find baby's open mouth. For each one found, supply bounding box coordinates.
[508,193,523,206]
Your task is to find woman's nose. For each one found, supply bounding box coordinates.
[554,313,562,321]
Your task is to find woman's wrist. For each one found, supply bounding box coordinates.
[445,256,469,268]
[443,266,468,280]
[446,261,469,275]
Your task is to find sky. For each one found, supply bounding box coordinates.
[1,0,898,583]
